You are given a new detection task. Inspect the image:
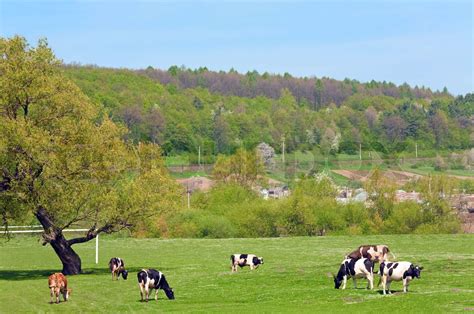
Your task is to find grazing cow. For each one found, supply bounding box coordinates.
[333,258,375,290]
[379,261,423,295]
[230,254,264,272]
[108,257,128,280]
[48,273,71,304]
[137,269,175,302]
[347,245,392,263]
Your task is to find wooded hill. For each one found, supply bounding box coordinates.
[64,65,474,158]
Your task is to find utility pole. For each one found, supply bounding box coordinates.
[415,142,418,158]
[294,151,297,177]
[359,143,362,160]
[282,136,285,164]
[187,189,191,209]
[186,181,191,209]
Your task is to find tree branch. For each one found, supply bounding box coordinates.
[67,219,132,246]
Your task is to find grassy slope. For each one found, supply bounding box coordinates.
[0,235,473,313]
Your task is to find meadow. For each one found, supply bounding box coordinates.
[0,234,473,313]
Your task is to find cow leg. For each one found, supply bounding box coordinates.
[250,264,254,270]
[342,275,347,290]
[50,288,54,304]
[155,289,159,301]
[403,278,409,293]
[139,284,144,302]
[382,276,387,295]
[386,280,392,294]
[145,286,150,302]
[367,273,374,290]
[352,277,357,289]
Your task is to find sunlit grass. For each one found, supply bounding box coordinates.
[0,235,473,312]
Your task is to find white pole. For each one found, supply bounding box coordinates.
[415,142,418,158]
[187,190,191,209]
[95,234,99,264]
[359,143,362,160]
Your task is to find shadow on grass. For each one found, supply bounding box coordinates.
[0,267,174,281]
[377,289,403,295]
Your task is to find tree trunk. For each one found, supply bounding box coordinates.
[35,206,82,275]
[50,233,82,275]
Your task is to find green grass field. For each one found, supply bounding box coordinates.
[1,235,473,312]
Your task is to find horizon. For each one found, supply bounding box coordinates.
[1,0,473,95]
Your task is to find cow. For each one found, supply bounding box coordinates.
[346,245,392,263]
[108,257,128,280]
[230,254,264,272]
[379,261,423,295]
[333,258,375,290]
[137,269,175,302]
[48,273,71,304]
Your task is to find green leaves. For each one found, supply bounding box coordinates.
[0,36,179,239]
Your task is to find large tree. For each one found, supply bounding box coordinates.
[0,36,179,274]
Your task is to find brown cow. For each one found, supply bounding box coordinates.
[48,273,71,304]
[347,245,393,263]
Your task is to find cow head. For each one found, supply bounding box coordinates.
[164,287,175,300]
[333,274,343,289]
[63,288,72,301]
[253,256,264,266]
[121,269,129,280]
[411,265,423,278]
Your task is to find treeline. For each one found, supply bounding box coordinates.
[151,173,461,238]
[139,66,445,108]
[64,65,474,157]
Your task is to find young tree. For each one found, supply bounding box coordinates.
[0,36,179,274]
[212,148,265,187]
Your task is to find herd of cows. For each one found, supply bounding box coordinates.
[47,244,423,304]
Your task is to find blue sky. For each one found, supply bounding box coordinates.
[1,1,472,95]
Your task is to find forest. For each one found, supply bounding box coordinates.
[64,64,473,161]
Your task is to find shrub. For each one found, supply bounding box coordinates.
[383,202,424,234]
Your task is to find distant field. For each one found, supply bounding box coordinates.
[400,165,474,178]
[0,235,473,312]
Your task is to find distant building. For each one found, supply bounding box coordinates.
[260,186,290,200]
[395,190,422,203]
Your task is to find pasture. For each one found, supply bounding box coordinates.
[0,234,473,312]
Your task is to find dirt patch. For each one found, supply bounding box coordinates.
[342,296,363,304]
[332,169,421,185]
[460,212,474,233]
[176,176,214,192]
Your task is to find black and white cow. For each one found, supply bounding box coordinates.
[137,269,175,302]
[333,258,375,290]
[379,261,423,295]
[108,257,128,280]
[230,254,264,272]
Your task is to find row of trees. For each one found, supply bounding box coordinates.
[161,173,460,239]
[65,65,473,157]
[139,65,446,109]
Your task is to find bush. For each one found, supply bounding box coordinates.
[383,202,424,234]
[195,214,237,238]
